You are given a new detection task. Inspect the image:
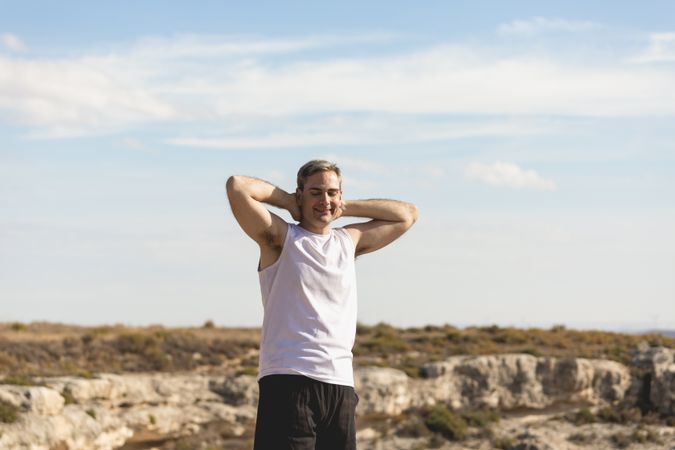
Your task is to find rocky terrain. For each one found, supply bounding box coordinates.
[1,343,673,450]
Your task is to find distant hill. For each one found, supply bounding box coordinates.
[635,329,675,338]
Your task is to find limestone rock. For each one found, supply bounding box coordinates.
[0,386,65,415]
[354,367,411,415]
[0,373,253,450]
[0,406,133,450]
[209,374,258,406]
[420,354,631,410]
[647,347,675,416]
[0,351,668,450]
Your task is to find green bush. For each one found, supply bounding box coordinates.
[571,407,596,425]
[401,364,423,379]
[0,399,19,424]
[10,322,27,332]
[397,417,431,438]
[492,436,516,449]
[424,404,467,441]
[61,389,76,405]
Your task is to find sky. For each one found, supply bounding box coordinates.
[1,1,674,331]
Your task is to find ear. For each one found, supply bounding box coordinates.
[295,188,302,205]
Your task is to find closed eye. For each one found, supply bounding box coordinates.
[309,189,340,196]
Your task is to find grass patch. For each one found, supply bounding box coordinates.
[235,366,258,377]
[460,407,500,428]
[0,374,38,386]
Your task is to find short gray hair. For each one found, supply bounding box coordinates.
[296,160,342,190]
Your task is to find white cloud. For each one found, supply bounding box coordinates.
[167,132,351,149]
[166,118,553,150]
[465,161,556,191]
[1,33,26,52]
[321,155,389,174]
[129,32,398,59]
[159,43,675,118]
[631,32,675,63]
[497,17,600,35]
[120,137,161,155]
[121,137,145,150]
[1,33,675,138]
[0,55,175,137]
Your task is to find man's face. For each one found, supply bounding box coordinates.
[296,170,342,228]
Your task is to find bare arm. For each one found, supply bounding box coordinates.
[342,199,418,256]
[225,175,299,248]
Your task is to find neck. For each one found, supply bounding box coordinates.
[299,221,331,235]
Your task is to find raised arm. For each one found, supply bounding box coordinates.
[225,175,298,249]
[342,199,418,256]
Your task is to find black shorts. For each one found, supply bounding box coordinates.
[253,374,359,450]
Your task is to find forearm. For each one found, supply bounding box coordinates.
[341,199,418,224]
[226,175,294,211]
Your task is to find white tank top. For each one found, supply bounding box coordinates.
[257,223,358,386]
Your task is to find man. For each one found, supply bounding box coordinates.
[226,160,417,450]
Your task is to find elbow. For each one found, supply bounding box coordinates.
[226,175,241,194]
[405,203,418,228]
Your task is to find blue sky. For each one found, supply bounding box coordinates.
[1,1,674,330]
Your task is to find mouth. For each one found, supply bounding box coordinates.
[314,208,332,216]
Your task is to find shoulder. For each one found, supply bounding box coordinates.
[336,226,358,250]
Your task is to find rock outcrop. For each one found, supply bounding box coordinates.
[0,373,255,450]
[354,354,632,415]
[0,348,672,449]
[631,344,675,416]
